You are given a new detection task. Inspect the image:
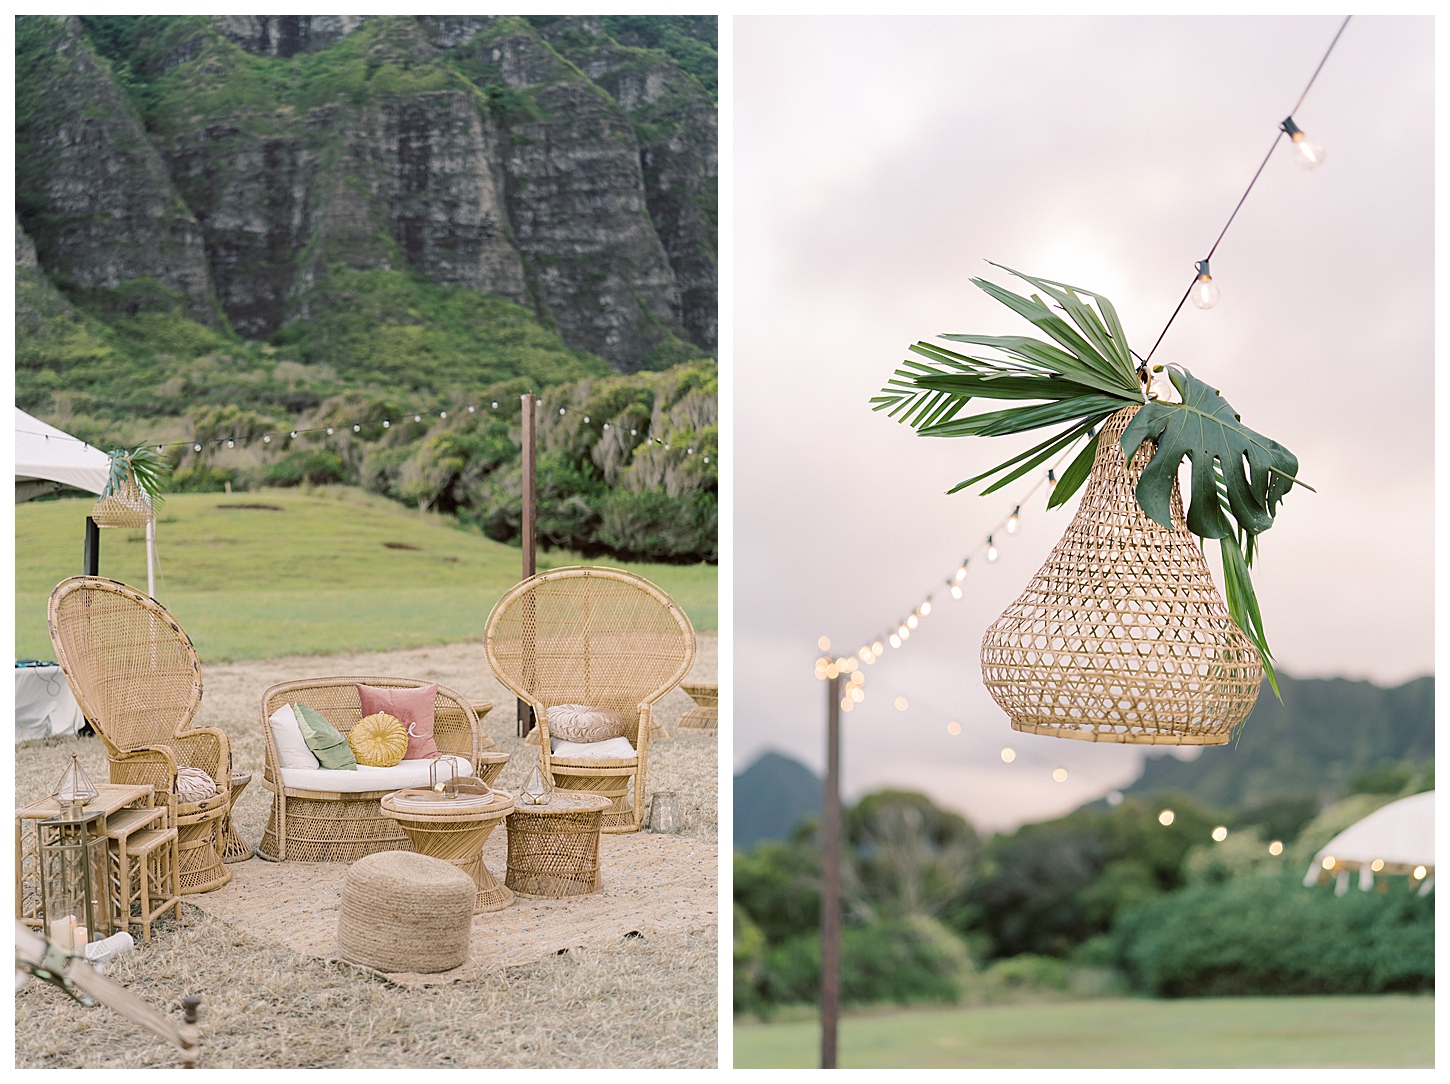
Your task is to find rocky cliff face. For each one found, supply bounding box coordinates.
[15,15,715,371]
[15,17,219,324]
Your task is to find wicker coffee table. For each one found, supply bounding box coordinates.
[505,792,612,899]
[380,788,515,913]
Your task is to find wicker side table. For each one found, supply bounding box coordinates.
[218,771,254,863]
[678,682,718,729]
[380,789,515,913]
[504,792,612,899]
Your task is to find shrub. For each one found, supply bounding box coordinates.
[261,449,349,487]
[1112,873,1434,997]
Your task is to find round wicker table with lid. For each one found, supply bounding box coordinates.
[380,788,515,913]
[504,791,612,899]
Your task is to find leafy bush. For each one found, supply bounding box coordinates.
[1112,873,1434,997]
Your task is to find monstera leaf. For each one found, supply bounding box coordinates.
[1120,367,1303,540]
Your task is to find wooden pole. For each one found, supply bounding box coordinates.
[517,393,538,738]
[820,672,842,1068]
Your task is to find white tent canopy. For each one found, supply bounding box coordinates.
[1307,790,1435,895]
[15,408,110,500]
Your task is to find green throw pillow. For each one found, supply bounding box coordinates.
[293,702,358,770]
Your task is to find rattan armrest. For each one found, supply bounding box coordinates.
[171,727,232,784]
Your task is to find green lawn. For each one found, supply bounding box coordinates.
[17,488,716,662]
[734,996,1435,1068]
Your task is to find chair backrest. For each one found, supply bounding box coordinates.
[48,576,203,754]
[484,566,697,741]
[260,676,479,765]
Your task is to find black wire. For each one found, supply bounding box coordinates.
[1142,15,1352,367]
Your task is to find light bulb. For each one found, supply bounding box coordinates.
[468,406,475,413]
[326,426,334,435]
[414,415,421,422]
[899,627,910,640]
[987,536,998,562]
[1281,117,1325,170]
[950,584,963,600]
[1212,826,1228,842]
[383,420,390,427]
[946,721,961,736]
[955,566,967,583]
[353,424,361,432]
[194,443,202,452]
[1001,747,1016,763]
[906,614,918,630]
[1370,859,1384,872]
[1159,809,1176,826]
[894,697,908,711]
[492,401,498,408]
[841,698,853,713]
[1047,469,1057,491]
[227,439,234,448]
[818,636,831,651]
[849,687,864,703]
[1007,507,1020,533]
[858,647,871,662]
[871,641,884,656]
[1190,259,1219,310]
[889,634,901,649]
[263,435,271,443]
[1053,768,1068,783]
[919,600,931,616]
[1269,840,1284,856]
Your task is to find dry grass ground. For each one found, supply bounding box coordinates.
[15,634,718,1069]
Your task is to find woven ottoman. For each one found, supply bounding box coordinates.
[336,851,475,973]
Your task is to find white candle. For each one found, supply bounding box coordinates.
[74,925,88,947]
[49,916,75,951]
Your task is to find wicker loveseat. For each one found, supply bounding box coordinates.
[257,677,502,863]
[484,567,696,833]
[48,576,233,894]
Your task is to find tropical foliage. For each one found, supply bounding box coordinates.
[874,264,1304,690]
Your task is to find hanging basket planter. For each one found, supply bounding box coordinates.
[90,471,153,529]
[980,406,1262,744]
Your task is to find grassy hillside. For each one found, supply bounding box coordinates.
[734,995,1434,1069]
[17,488,715,662]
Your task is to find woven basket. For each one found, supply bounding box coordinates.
[91,471,153,528]
[980,405,1262,745]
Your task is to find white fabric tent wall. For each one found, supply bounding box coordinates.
[14,407,157,597]
[1307,790,1435,895]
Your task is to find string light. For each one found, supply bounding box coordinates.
[353,424,361,432]
[950,583,963,600]
[906,614,918,630]
[1159,809,1176,826]
[1370,859,1384,872]
[1047,469,1056,492]
[987,536,998,562]
[946,721,961,735]
[1189,259,1220,310]
[955,564,968,583]
[1000,747,1016,763]
[1006,506,1020,533]
[889,634,901,648]
[1053,768,1068,782]
[871,642,883,656]
[1280,116,1325,170]
[819,636,831,651]
[894,697,908,711]
[1212,825,1229,842]
[918,600,932,616]
[1269,840,1284,856]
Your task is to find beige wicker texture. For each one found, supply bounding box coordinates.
[48,577,233,894]
[677,682,718,729]
[257,677,493,863]
[504,792,612,898]
[381,790,515,913]
[335,851,475,974]
[484,567,696,833]
[90,472,153,529]
[218,773,254,862]
[981,405,1263,745]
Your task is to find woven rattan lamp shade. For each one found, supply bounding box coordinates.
[980,405,1263,745]
[91,472,153,528]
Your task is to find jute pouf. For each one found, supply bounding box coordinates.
[336,851,475,973]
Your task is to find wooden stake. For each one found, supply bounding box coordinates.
[820,672,841,1068]
[518,394,537,738]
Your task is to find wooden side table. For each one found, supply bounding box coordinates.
[678,682,718,729]
[218,771,254,863]
[16,783,157,930]
[380,789,515,913]
[505,792,612,899]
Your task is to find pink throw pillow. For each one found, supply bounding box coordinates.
[358,683,439,759]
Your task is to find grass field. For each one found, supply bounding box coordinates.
[17,488,716,662]
[733,995,1435,1068]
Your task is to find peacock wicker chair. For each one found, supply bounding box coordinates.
[257,677,498,863]
[484,566,697,833]
[980,405,1264,744]
[47,577,232,894]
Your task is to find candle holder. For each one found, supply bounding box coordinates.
[38,806,112,951]
[649,792,684,833]
[518,763,554,806]
[52,753,99,812]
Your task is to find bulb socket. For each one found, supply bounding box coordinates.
[1280,116,1303,139]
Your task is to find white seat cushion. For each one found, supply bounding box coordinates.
[550,736,637,760]
[279,755,472,793]
[269,704,320,771]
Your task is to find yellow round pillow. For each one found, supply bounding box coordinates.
[349,712,408,767]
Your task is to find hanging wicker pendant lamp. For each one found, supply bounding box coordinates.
[90,467,154,529]
[980,405,1263,745]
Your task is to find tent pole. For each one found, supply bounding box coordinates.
[146,518,156,598]
[83,517,100,577]
[517,392,538,739]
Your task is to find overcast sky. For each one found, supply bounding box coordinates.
[733,15,1433,832]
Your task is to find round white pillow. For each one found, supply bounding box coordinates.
[545,704,626,743]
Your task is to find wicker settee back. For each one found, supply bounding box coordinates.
[484,566,696,742]
[260,676,480,769]
[48,576,203,754]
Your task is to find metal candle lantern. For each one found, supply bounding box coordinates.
[429,756,461,795]
[53,753,99,810]
[519,763,553,806]
[38,807,113,950]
